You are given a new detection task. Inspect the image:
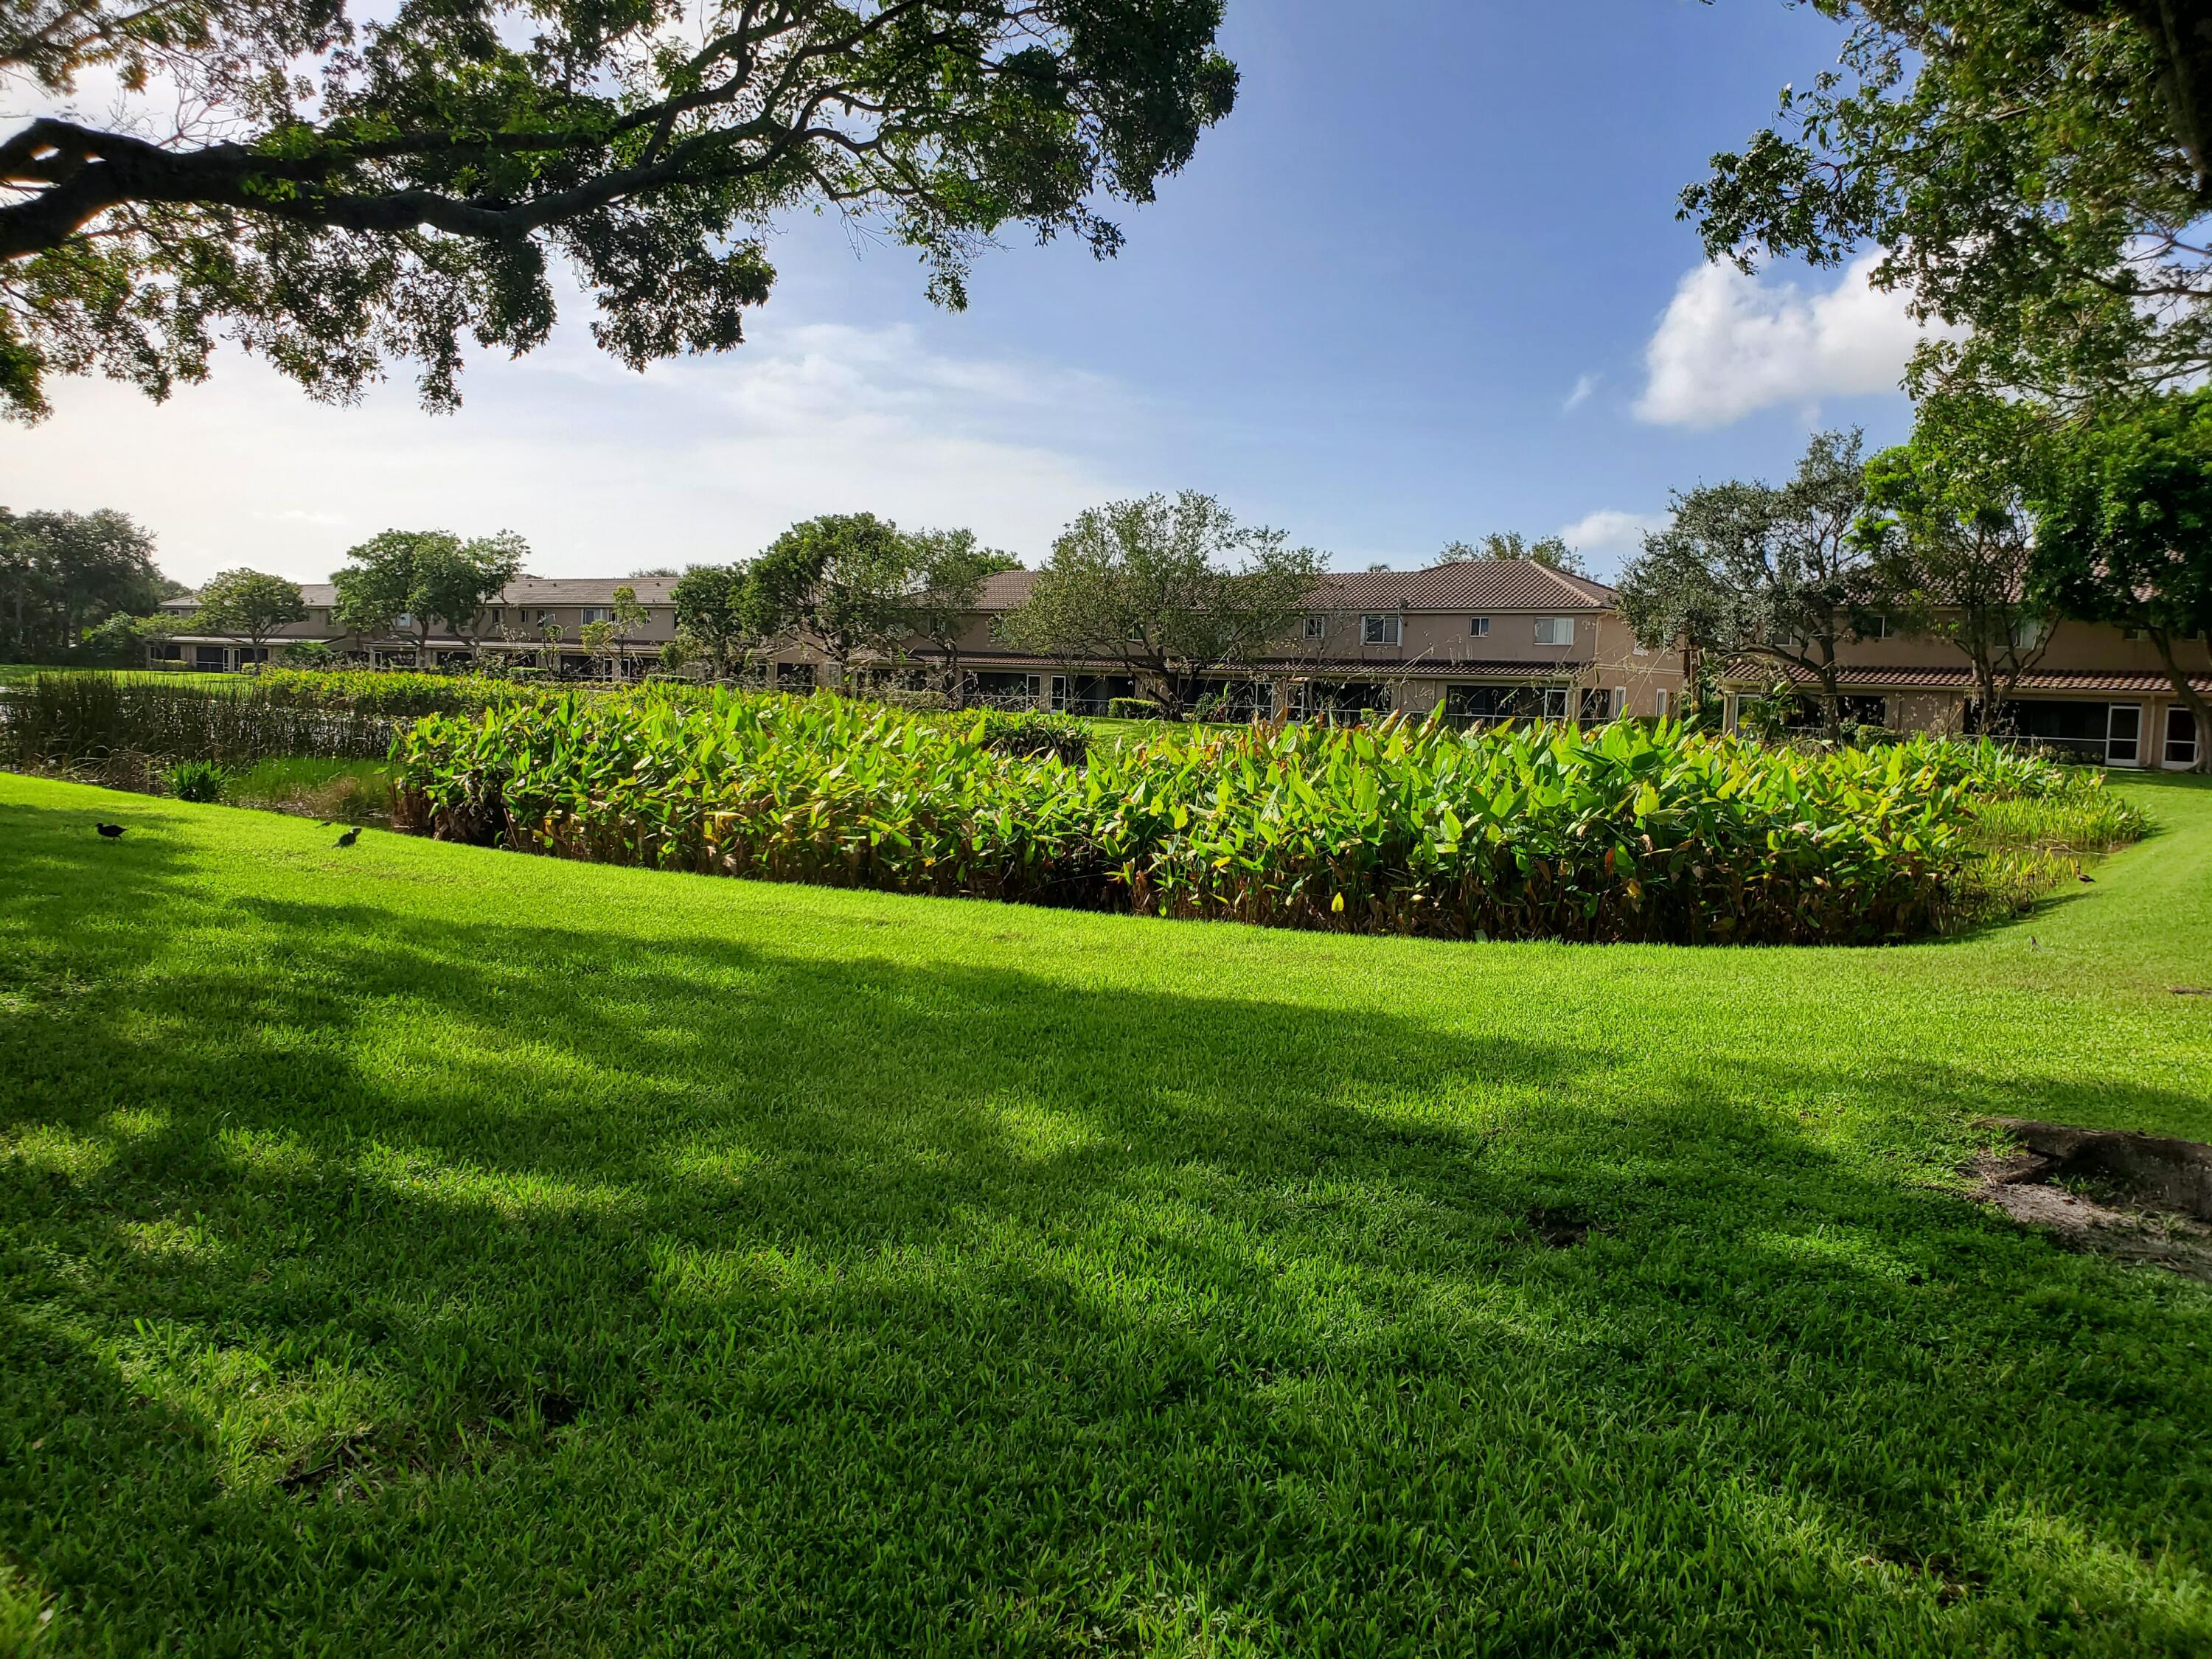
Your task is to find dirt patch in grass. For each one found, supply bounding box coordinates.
[1523,1207,1598,1248]
[1969,1117,2212,1279]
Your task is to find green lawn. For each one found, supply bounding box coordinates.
[2,770,2209,1655]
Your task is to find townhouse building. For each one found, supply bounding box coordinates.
[152,560,1683,723]
[150,558,2205,765]
[151,577,685,673]
[1717,618,2211,770]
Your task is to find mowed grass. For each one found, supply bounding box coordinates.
[1,771,2210,1656]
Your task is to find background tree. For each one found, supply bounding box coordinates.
[191,568,306,655]
[0,506,171,659]
[578,620,617,679]
[331,529,525,664]
[1686,0,2212,400]
[609,584,650,681]
[1439,532,1590,577]
[2030,389,2212,770]
[1615,526,1739,726]
[1857,393,2056,726]
[0,1,1237,421]
[902,529,1021,705]
[1635,431,1874,746]
[742,513,917,681]
[669,564,759,681]
[997,492,1324,716]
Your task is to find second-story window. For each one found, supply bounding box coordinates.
[580,607,613,625]
[1469,616,1490,638]
[2010,616,2050,650]
[1361,614,1400,647]
[1534,616,1575,648]
[1304,616,1326,640]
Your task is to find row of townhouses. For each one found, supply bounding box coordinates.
[153,559,2211,768]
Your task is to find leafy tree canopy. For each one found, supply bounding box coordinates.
[1618,430,1872,744]
[0,0,1237,420]
[742,511,917,669]
[2029,386,2212,760]
[1857,392,2055,716]
[997,490,1323,714]
[0,504,171,659]
[669,562,758,676]
[330,527,526,655]
[1686,0,2212,399]
[192,566,307,647]
[904,526,1019,698]
[1615,526,1738,721]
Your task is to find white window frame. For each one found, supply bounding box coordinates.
[2107,703,2144,768]
[1304,615,1326,640]
[1361,613,1401,647]
[1654,689,1672,720]
[1540,686,1570,721]
[2166,703,2200,769]
[1468,616,1490,638]
[1612,686,1628,719]
[580,607,613,625]
[1534,616,1575,648]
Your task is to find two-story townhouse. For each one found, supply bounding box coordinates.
[150,577,686,672]
[1717,617,2212,769]
[826,560,1687,720]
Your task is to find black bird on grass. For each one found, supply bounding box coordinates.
[333,827,361,848]
[96,822,125,838]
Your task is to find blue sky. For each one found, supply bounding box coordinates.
[4,0,1933,586]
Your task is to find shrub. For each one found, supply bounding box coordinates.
[163,758,228,801]
[1,673,401,763]
[1106,697,1163,720]
[278,641,337,668]
[389,690,2053,945]
[227,757,395,824]
[975,709,1091,765]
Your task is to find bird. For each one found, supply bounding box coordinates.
[95,822,125,838]
[333,827,361,848]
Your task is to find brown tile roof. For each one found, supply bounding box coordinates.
[497,575,681,605]
[964,560,1613,614]
[1310,561,1618,611]
[1728,659,2212,696]
[975,568,1040,609]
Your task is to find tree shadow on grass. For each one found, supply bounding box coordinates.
[4,802,2211,1654]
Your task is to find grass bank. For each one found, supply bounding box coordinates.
[1,771,2209,1654]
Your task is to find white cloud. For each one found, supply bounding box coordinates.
[1562,372,1600,414]
[0,316,1138,585]
[1558,509,1668,554]
[1633,251,1946,430]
